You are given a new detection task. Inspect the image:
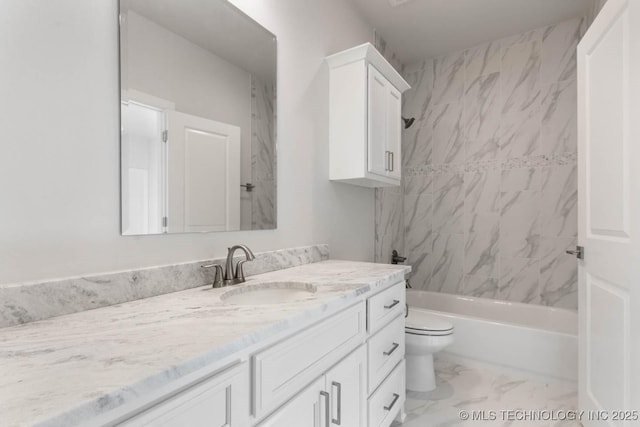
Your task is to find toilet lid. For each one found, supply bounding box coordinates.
[405,309,454,336]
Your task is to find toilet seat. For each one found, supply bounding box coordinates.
[405,310,454,336]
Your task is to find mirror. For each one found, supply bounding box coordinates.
[119,0,276,235]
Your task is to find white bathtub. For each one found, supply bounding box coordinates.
[407,290,578,381]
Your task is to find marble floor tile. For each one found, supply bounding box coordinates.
[394,355,579,427]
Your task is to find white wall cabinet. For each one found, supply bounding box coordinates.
[327,43,410,188]
[112,281,406,427]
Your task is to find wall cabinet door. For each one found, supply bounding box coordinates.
[368,65,389,177]
[325,345,367,427]
[367,64,401,180]
[257,377,324,427]
[385,85,401,180]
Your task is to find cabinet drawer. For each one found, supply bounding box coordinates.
[368,282,405,333]
[368,360,405,427]
[254,302,366,418]
[368,314,404,393]
[118,362,249,427]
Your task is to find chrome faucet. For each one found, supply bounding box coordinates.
[202,245,256,288]
[225,244,255,285]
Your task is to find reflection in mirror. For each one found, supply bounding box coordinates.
[119,0,276,235]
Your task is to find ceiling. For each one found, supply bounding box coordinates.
[347,0,594,65]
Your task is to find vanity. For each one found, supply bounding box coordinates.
[0,260,410,427]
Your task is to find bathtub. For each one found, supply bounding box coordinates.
[407,290,578,381]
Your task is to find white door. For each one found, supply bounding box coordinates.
[167,111,241,233]
[258,377,325,427]
[325,345,367,427]
[577,0,640,424]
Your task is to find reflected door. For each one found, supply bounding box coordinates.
[577,0,640,424]
[167,111,241,232]
[121,101,167,235]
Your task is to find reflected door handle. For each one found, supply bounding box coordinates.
[566,246,584,260]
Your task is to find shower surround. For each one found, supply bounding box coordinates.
[375,16,586,309]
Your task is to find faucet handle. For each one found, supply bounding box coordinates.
[201,263,224,288]
[235,260,249,281]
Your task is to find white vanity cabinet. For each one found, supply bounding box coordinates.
[112,281,406,427]
[327,43,410,188]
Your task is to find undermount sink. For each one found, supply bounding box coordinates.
[220,282,318,305]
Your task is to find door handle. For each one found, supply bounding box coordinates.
[320,391,330,427]
[390,151,394,172]
[566,246,584,260]
[331,381,342,425]
[384,151,390,171]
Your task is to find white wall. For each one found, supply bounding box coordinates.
[0,0,375,284]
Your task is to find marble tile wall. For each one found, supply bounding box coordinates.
[250,75,277,229]
[0,244,329,327]
[373,35,406,265]
[375,17,586,309]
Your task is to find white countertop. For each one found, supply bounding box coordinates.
[0,260,409,427]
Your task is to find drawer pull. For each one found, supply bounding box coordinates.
[384,393,400,411]
[384,299,400,309]
[383,342,400,356]
[331,381,342,425]
[320,391,330,427]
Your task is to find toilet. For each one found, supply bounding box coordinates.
[405,308,454,392]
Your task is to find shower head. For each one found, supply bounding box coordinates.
[402,116,416,129]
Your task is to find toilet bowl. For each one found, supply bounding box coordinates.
[405,308,454,392]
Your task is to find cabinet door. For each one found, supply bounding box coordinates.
[325,345,367,427]
[368,64,389,177]
[258,377,325,427]
[386,85,401,180]
[118,362,249,427]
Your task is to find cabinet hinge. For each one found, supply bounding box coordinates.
[162,216,168,227]
[162,130,168,143]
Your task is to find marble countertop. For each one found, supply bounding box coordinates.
[0,260,410,427]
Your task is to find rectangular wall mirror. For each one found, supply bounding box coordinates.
[119,0,276,235]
